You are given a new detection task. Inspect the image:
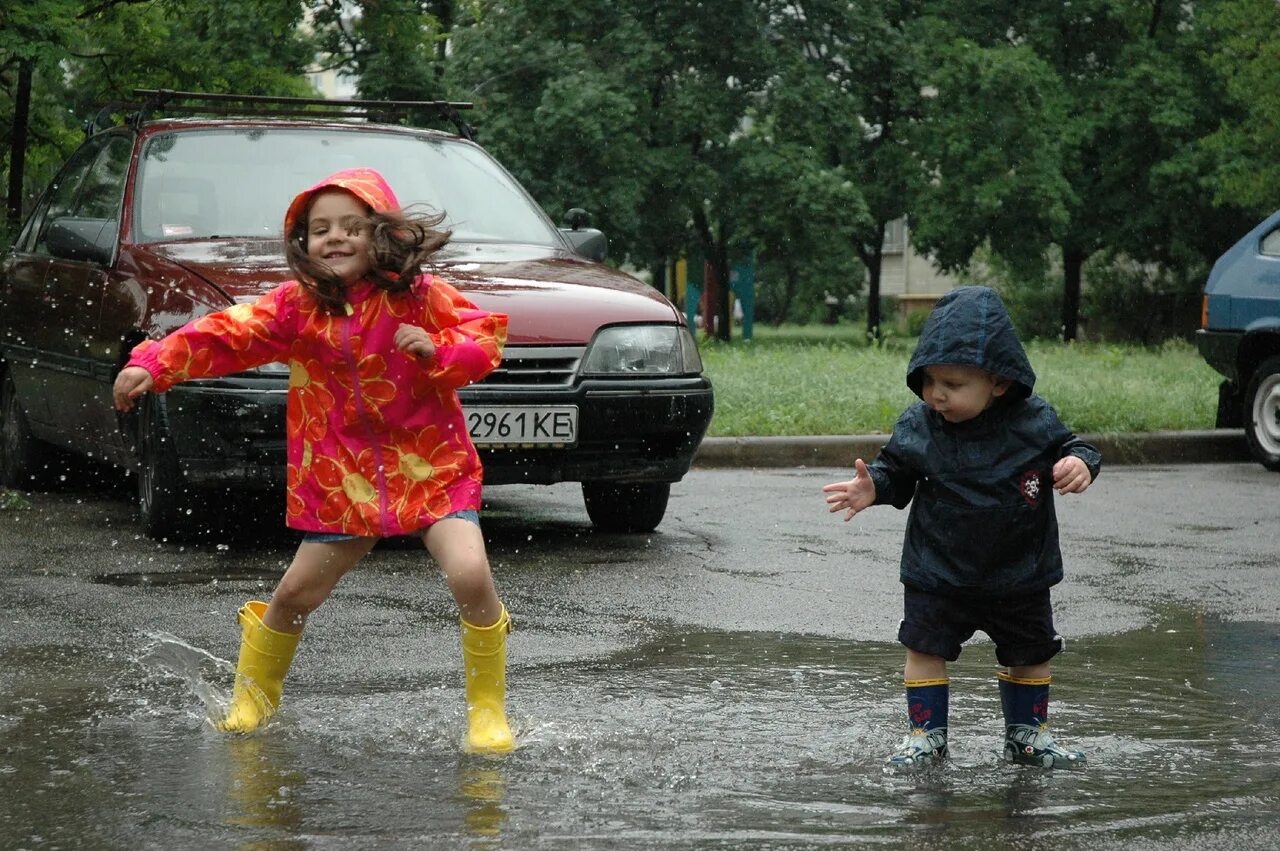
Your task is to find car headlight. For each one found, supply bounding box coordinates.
[580,325,703,375]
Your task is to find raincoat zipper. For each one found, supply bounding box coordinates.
[341,299,392,534]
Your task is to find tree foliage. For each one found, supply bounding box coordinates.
[766,0,934,336]
[4,0,1280,342]
[2,0,316,239]
[309,0,454,105]
[1198,0,1280,213]
[446,0,776,339]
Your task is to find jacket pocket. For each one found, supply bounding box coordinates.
[906,496,1046,593]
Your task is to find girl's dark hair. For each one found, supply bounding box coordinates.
[285,202,451,313]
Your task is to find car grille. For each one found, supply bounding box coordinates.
[479,345,584,387]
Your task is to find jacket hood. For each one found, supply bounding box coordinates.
[283,167,399,234]
[906,286,1035,400]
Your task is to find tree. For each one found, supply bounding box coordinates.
[448,0,775,340]
[908,37,1071,294]
[730,45,869,324]
[771,0,933,339]
[1198,0,1280,215]
[914,0,1253,341]
[308,0,455,106]
[64,0,315,105]
[1,0,81,237]
[2,0,317,246]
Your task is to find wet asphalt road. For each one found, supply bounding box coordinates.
[1,461,1278,848]
[5,460,1278,638]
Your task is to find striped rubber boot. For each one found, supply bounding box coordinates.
[998,672,1085,769]
[886,678,949,767]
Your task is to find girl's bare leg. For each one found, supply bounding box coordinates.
[423,518,501,625]
[264,537,378,633]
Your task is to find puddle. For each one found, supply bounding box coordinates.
[0,609,1276,849]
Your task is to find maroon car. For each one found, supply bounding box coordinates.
[0,91,713,538]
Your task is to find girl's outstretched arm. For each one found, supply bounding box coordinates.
[418,276,508,389]
[124,285,296,394]
[394,323,436,361]
[112,366,154,412]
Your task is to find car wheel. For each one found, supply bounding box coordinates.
[137,395,197,538]
[1245,355,1280,472]
[582,481,671,533]
[0,371,49,489]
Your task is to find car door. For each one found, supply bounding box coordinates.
[2,140,104,427]
[0,199,52,422]
[62,133,135,451]
[10,133,129,446]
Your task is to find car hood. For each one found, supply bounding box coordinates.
[146,240,680,344]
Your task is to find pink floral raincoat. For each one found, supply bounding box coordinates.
[126,168,508,536]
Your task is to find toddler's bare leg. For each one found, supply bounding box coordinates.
[904,648,947,680]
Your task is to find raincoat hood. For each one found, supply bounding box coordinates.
[283,167,400,234]
[906,286,1035,401]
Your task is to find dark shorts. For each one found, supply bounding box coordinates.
[897,586,1064,667]
[301,509,481,544]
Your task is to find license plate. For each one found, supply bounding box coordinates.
[463,405,578,447]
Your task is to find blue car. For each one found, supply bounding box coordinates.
[1196,208,1280,470]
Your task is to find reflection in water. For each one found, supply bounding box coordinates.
[0,608,1277,849]
[225,736,305,848]
[459,765,508,844]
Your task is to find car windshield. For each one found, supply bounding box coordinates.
[133,127,561,246]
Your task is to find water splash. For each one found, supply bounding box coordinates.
[137,631,233,724]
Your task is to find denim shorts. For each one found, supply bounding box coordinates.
[301,509,480,544]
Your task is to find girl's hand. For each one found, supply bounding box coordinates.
[1053,455,1093,494]
[112,366,154,412]
[822,458,877,521]
[395,323,436,361]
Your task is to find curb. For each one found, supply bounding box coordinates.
[692,429,1253,469]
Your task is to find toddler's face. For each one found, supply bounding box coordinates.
[920,364,1009,423]
[306,189,373,285]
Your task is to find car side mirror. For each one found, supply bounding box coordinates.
[559,208,607,262]
[46,217,116,266]
[560,227,608,262]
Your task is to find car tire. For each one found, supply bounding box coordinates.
[582,481,670,533]
[0,371,50,489]
[1244,355,1280,472]
[137,395,198,539]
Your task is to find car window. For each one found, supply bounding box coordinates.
[74,134,133,221]
[11,198,42,252]
[134,128,562,246]
[1261,225,1280,257]
[32,136,110,254]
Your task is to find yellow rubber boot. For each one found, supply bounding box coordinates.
[460,605,514,753]
[216,600,301,733]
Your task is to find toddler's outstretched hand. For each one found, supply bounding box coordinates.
[1053,455,1093,494]
[823,458,877,521]
[112,366,154,412]
[395,323,436,361]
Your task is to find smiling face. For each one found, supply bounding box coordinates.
[920,363,1010,423]
[305,188,373,285]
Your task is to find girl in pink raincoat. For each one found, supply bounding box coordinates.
[113,168,515,753]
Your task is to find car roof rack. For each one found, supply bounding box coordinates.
[85,88,476,140]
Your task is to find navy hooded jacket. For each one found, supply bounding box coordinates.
[866,286,1101,597]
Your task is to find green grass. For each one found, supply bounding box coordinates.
[700,325,1221,437]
